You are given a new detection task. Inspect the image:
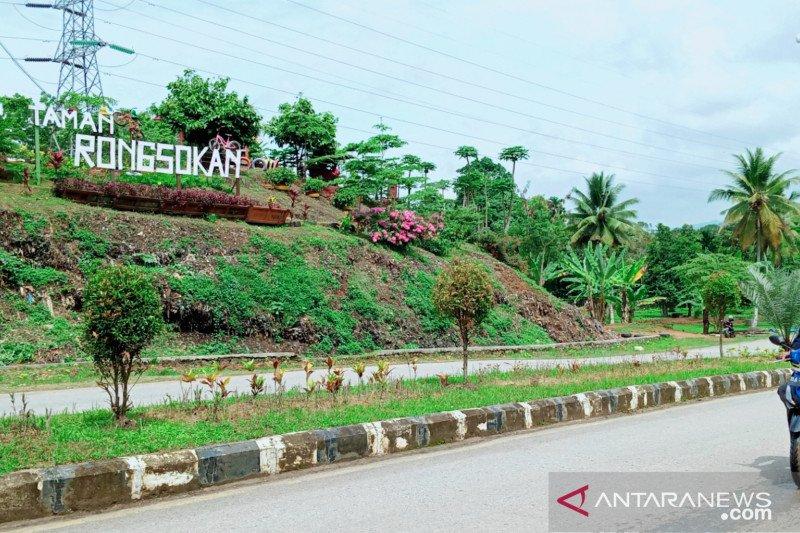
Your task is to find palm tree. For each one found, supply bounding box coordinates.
[741,263,800,344]
[709,148,799,262]
[708,147,800,327]
[567,172,639,247]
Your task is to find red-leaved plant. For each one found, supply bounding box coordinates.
[55,179,256,208]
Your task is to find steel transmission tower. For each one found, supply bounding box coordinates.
[53,0,102,97]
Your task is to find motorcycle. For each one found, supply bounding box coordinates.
[770,333,800,487]
[722,318,735,338]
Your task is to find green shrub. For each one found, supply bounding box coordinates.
[0,250,67,288]
[118,171,231,192]
[83,265,163,421]
[303,178,325,192]
[0,342,36,365]
[265,167,298,186]
[71,228,110,258]
[332,187,358,209]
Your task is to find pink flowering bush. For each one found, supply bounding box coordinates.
[352,206,442,248]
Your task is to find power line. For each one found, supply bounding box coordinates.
[0,38,52,94]
[189,0,759,158]
[417,0,786,147]
[159,0,718,153]
[100,69,717,193]
[105,49,723,188]
[92,8,735,174]
[417,0,643,83]
[0,35,58,42]
[284,0,800,158]
[12,4,59,31]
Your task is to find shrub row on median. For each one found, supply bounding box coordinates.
[0,368,788,524]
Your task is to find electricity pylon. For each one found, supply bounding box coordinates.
[53,0,102,97]
[24,1,134,98]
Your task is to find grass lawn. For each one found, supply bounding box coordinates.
[0,354,782,475]
[0,334,755,393]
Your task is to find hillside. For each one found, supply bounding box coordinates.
[0,182,612,365]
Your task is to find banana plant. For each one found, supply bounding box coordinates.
[559,244,625,322]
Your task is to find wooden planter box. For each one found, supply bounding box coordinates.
[273,184,292,192]
[246,206,291,225]
[114,195,161,213]
[85,193,113,207]
[207,204,250,220]
[321,185,338,198]
[162,202,205,217]
[305,191,321,198]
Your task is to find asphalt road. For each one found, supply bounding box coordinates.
[0,338,774,416]
[19,388,800,532]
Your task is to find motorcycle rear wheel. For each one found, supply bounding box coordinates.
[790,434,800,488]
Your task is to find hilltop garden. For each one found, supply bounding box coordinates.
[1,69,800,373]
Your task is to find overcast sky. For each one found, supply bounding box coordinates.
[3,0,800,226]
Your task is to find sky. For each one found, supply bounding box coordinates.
[2,0,800,226]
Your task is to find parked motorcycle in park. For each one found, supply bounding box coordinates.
[722,317,736,338]
[771,333,800,488]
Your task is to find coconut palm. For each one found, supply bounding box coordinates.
[708,148,800,327]
[709,148,799,263]
[567,172,639,247]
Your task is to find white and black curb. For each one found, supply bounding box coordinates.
[0,368,788,524]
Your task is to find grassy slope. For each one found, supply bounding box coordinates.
[0,356,781,475]
[0,182,607,366]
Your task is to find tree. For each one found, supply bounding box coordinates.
[155,70,261,149]
[498,145,529,181]
[510,196,569,285]
[709,148,800,327]
[702,272,740,357]
[0,94,36,162]
[400,154,423,196]
[420,161,436,184]
[498,146,529,233]
[741,264,800,345]
[339,123,406,203]
[454,145,478,166]
[266,96,337,178]
[432,259,494,381]
[83,266,163,424]
[673,253,748,333]
[642,224,702,316]
[567,172,639,247]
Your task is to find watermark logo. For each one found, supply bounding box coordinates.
[556,484,590,517]
[548,472,787,532]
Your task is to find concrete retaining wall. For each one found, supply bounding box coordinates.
[0,368,787,524]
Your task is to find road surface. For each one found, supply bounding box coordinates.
[0,338,773,416]
[17,388,800,532]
